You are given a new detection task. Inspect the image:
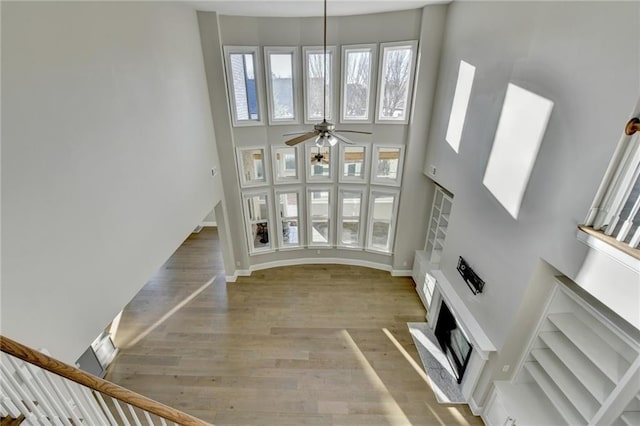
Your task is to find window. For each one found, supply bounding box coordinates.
[271,146,300,184]
[236,147,268,187]
[264,47,299,124]
[341,44,376,122]
[242,192,273,253]
[223,46,264,126]
[371,145,405,186]
[339,145,368,183]
[338,188,366,248]
[307,187,333,247]
[376,41,418,123]
[275,190,303,249]
[306,145,334,182]
[303,46,336,123]
[367,189,399,253]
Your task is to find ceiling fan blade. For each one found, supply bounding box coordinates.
[283,131,311,136]
[285,131,318,146]
[335,130,373,135]
[332,132,355,145]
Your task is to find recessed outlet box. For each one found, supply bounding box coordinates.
[429,164,437,176]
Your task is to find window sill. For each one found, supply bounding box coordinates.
[577,225,640,272]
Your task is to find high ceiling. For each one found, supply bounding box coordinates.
[188,0,450,17]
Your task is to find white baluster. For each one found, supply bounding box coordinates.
[1,391,21,418]
[111,398,132,426]
[41,371,82,425]
[127,403,143,426]
[143,409,155,425]
[0,360,48,424]
[79,384,108,424]
[94,392,119,425]
[62,379,93,424]
[615,190,640,242]
[23,363,70,425]
[160,418,168,426]
[629,226,640,248]
[6,356,61,425]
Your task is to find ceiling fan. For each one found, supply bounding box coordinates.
[283,0,372,148]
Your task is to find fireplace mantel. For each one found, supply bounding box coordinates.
[429,270,496,358]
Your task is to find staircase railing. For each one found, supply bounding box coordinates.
[0,335,211,425]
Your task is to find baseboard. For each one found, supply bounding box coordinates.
[391,269,412,277]
[225,272,238,282]
[248,258,393,273]
[468,396,483,416]
[201,221,217,227]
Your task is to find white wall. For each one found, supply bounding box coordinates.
[1,1,222,362]
[424,1,639,348]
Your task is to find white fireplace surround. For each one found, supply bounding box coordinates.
[427,270,496,411]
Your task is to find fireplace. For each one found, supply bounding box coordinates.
[434,300,473,384]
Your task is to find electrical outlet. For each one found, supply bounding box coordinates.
[429,164,437,176]
[211,167,218,177]
[402,261,408,266]
[502,365,510,373]
[316,250,321,254]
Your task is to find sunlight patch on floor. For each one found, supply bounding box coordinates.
[341,329,412,424]
[119,276,217,349]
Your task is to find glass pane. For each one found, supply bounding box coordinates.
[341,220,360,245]
[379,46,413,120]
[240,148,266,184]
[230,53,259,121]
[376,148,401,180]
[310,149,330,178]
[341,191,362,246]
[371,194,394,251]
[274,147,297,180]
[312,220,330,243]
[343,146,365,178]
[247,195,268,221]
[269,53,295,120]
[307,51,332,121]
[251,222,270,249]
[278,192,299,246]
[344,49,372,120]
[371,220,391,250]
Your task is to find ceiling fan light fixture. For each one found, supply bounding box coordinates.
[315,135,325,148]
[327,134,338,146]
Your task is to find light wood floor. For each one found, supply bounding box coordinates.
[106,228,483,425]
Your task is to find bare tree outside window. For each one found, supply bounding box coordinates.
[343,49,372,120]
[306,50,333,121]
[379,45,414,121]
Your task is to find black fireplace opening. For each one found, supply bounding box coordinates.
[434,301,473,384]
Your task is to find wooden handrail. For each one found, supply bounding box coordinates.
[0,335,212,426]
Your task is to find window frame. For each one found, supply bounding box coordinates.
[223,46,266,127]
[274,187,305,250]
[271,145,301,185]
[375,40,419,124]
[337,186,367,249]
[338,143,370,183]
[303,46,338,124]
[371,144,405,187]
[242,190,275,255]
[263,46,300,125]
[366,188,400,254]
[340,44,377,124]
[236,146,269,188]
[307,186,335,248]
[305,144,336,183]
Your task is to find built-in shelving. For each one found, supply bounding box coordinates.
[483,277,640,426]
[424,186,452,266]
